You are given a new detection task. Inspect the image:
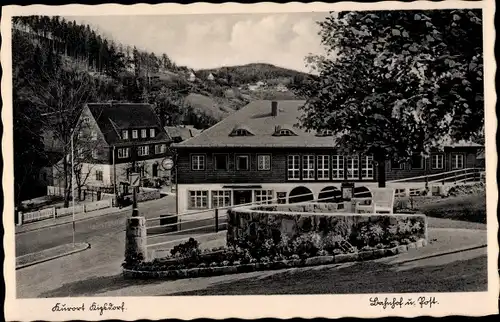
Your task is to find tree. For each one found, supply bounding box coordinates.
[295,9,483,187]
[12,29,49,206]
[105,41,126,78]
[23,54,97,207]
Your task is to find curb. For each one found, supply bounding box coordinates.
[16,243,91,270]
[15,207,129,235]
[391,243,487,264]
[123,239,427,280]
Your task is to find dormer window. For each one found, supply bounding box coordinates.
[122,130,129,140]
[273,126,297,136]
[279,129,294,136]
[132,130,138,139]
[150,128,155,138]
[141,129,147,138]
[229,126,254,137]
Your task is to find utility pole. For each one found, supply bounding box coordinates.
[113,145,117,200]
[71,129,76,247]
[132,147,139,217]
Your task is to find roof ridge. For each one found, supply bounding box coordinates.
[177,100,260,146]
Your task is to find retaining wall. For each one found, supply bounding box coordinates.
[227,204,427,249]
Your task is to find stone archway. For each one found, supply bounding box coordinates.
[354,186,372,198]
[288,186,314,204]
[318,186,342,203]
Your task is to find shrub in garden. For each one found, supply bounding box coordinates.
[170,238,201,264]
[389,240,400,248]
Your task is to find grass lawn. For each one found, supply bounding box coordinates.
[171,254,487,295]
[412,192,487,224]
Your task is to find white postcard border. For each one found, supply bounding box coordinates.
[2,1,498,320]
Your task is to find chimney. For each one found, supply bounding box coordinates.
[271,101,278,117]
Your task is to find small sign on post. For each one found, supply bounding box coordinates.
[341,182,355,201]
[162,157,174,171]
[129,172,140,187]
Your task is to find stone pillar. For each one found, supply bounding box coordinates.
[125,216,147,264]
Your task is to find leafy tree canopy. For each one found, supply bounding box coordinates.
[296,10,484,163]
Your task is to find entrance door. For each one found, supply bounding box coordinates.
[233,190,253,205]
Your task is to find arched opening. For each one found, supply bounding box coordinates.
[318,186,342,203]
[288,186,314,204]
[354,186,372,198]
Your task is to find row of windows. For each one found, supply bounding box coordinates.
[92,163,163,183]
[191,154,271,171]
[287,155,374,181]
[117,144,167,158]
[188,189,274,209]
[77,144,167,160]
[189,153,468,177]
[122,128,156,140]
[392,154,465,170]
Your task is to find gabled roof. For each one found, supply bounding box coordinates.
[86,102,170,145]
[164,125,202,142]
[172,99,485,150]
[173,100,340,148]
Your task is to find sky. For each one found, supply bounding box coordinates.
[69,13,330,73]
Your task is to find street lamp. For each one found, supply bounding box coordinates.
[70,129,76,247]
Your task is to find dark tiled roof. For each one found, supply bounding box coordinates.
[164,126,202,142]
[173,100,340,148]
[87,103,170,145]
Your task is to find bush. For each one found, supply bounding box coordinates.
[389,240,400,248]
[170,238,201,263]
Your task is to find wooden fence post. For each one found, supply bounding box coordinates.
[17,212,23,226]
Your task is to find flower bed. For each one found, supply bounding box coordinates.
[123,237,427,280]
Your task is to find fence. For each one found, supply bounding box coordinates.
[144,187,375,250]
[144,171,484,252]
[387,168,483,185]
[18,199,113,225]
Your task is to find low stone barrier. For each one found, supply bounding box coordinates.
[55,205,85,218]
[227,203,428,249]
[85,199,113,212]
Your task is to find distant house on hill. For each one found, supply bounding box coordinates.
[276,84,288,92]
[248,84,259,91]
[164,125,202,143]
[188,70,197,82]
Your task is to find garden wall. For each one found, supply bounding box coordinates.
[124,188,161,203]
[227,204,427,249]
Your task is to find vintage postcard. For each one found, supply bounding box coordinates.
[2,1,498,320]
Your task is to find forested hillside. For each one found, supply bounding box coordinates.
[12,15,313,203]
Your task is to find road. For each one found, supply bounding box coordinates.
[15,195,224,257]
[16,194,227,298]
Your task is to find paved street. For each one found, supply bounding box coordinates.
[16,220,487,298]
[15,195,178,257]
